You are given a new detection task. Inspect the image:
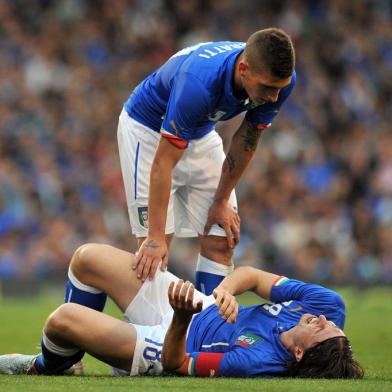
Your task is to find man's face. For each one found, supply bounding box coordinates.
[294,313,346,352]
[238,60,292,105]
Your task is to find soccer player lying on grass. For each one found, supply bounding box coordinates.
[0,244,363,378]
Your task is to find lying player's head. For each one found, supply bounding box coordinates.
[239,28,295,105]
[287,314,364,379]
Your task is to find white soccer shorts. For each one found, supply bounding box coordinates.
[117,108,238,238]
[123,268,215,376]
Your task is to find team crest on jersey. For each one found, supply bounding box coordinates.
[138,207,148,228]
[235,333,262,347]
[207,110,226,121]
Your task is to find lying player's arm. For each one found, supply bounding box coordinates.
[162,281,232,377]
[161,312,192,373]
[162,281,202,373]
[216,266,280,300]
[163,320,225,378]
[212,119,263,203]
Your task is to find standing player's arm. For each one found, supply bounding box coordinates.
[148,137,184,238]
[133,138,184,281]
[204,119,263,245]
[217,118,263,199]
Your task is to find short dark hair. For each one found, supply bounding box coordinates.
[286,336,364,379]
[244,28,295,79]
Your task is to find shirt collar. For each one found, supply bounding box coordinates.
[272,322,295,362]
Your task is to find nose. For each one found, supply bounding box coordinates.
[318,315,328,327]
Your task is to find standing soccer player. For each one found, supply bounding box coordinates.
[118,28,296,294]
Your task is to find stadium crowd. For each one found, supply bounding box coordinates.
[1,0,392,285]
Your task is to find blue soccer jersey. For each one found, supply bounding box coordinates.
[124,41,296,148]
[185,277,345,377]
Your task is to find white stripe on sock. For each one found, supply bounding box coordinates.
[66,288,73,303]
[42,333,79,357]
[68,268,103,294]
[196,254,234,275]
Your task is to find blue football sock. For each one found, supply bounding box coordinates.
[65,268,107,311]
[34,333,84,375]
[195,254,234,295]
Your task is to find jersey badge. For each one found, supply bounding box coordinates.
[235,333,263,347]
[138,207,148,228]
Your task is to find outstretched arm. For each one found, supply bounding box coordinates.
[211,267,280,324]
[133,138,184,281]
[215,266,280,301]
[204,119,264,247]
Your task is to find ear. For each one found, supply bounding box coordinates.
[238,60,249,77]
[294,345,304,362]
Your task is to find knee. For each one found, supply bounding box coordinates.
[69,243,98,276]
[45,303,78,337]
[200,236,234,265]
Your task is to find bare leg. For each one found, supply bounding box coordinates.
[198,235,233,265]
[45,303,137,371]
[69,239,175,313]
[69,243,143,312]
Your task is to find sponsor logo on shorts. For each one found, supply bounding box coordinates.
[138,207,148,228]
[235,333,263,347]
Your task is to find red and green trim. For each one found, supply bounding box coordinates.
[273,276,289,286]
[186,352,223,377]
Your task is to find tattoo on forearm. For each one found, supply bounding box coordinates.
[145,240,160,248]
[241,125,261,152]
[226,154,235,173]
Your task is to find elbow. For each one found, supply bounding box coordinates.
[160,352,172,371]
[161,352,184,373]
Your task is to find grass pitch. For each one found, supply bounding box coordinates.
[0,287,391,392]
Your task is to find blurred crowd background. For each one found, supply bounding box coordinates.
[1,0,392,287]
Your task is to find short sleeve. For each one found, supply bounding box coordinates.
[270,278,346,328]
[161,72,211,147]
[186,348,265,377]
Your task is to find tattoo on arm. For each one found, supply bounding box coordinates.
[226,154,235,173]
[240,123,262,152]
[145,240,160,248]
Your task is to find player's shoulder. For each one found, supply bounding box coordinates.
[178,41,244,74]
[194,41,245,57]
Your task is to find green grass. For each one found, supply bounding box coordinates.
[0,287,391,391]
